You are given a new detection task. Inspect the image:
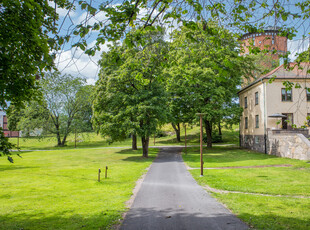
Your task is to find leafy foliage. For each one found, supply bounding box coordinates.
[7,72,91,147]
[93,28,169,157]
[0,0,71,109]
[166,21,253,147]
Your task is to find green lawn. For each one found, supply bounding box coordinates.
[183,146,310,229]
[9,126,238,150]
[0,148,158,229]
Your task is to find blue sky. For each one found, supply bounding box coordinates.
[51,0,310,84]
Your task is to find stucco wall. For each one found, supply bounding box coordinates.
[266,79,310,129]
[239,82,265,136]
[267,130,310,160]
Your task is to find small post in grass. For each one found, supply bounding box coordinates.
[196,113,206,177]
[184,124,187,154]
[74,128,77,148]
[98,168,101,182]
[17,134,19,148]
[105,166,108,179]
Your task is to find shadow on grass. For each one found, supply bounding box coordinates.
[0,210,122,230]
[116,148,157,162]
[239,213,310,230]
[0,165,38,172]
[182,146,282,165]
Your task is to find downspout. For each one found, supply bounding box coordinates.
[263,80,267,154]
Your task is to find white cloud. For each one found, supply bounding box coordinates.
[54,41,112,85]
[287,37,309,61]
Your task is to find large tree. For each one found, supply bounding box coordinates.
[0,0,70,157]
[167,21,254,147]
[93,28,169,157]
[7,72,91,147]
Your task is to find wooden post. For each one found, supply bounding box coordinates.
[98,169,101,182]
[75,128,77,148]
[200,115,203,176]
[105,166,108,179]
[184,124,187,154]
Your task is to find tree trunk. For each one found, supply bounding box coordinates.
[141,136,149,157]
[218,122,222,142]
[218,122,222,136]
[171,123,181,142]
[132,133,137,150]
[204,119,212,148]
[61,134,68,146]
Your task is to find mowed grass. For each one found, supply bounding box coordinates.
[0,148,158,229]
[183,146,310,229]
[9,126,238,150]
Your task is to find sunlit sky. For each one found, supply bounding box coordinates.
[51,0,310,85]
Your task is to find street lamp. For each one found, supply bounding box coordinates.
[196,113,206,177]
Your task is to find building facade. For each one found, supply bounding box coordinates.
[0,111,19,137]
[238,63,310,153]
[240,26,287,59]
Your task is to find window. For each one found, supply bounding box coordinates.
[255,136,259,144]
[255,92,259,105]
[306,88,310,101]
[245,117,248,129]
[282,88,292,101]
[244,97,248,108]
[255,115,259,128]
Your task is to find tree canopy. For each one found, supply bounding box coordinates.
[93,28,169,157]
[166,21,254,147]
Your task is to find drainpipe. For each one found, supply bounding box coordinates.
[263,80,267,154]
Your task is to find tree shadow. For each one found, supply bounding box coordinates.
[0,210,122,230]
[0,165,38,172]
[182,146,285,165]
[121,207,249,230]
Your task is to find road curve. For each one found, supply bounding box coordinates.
[120,147,249,230]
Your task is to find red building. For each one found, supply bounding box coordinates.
[0,112,19,137]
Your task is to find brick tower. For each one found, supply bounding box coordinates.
[240,26,287,58]
[240,26,288,84]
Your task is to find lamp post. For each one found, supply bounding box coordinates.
[196,113,206,177]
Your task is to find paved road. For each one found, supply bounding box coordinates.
[120,147,248,230]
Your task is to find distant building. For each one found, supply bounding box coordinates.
[0,110,19,137]
[240,26,287,59]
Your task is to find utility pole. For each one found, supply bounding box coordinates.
[196,113,205,177]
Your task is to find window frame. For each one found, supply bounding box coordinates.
[255,115,259,128]
[306,88,310,102]
[245,117,248,129]
[255,92,259,105]
[281,88,292,102]
[244,96,248,108]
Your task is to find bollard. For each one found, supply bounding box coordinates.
[105,166,108,179]
[98,168,101,182]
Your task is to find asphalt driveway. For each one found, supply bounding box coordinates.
[120,147,249,230]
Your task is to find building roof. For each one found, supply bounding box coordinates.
[238,62,310,94]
